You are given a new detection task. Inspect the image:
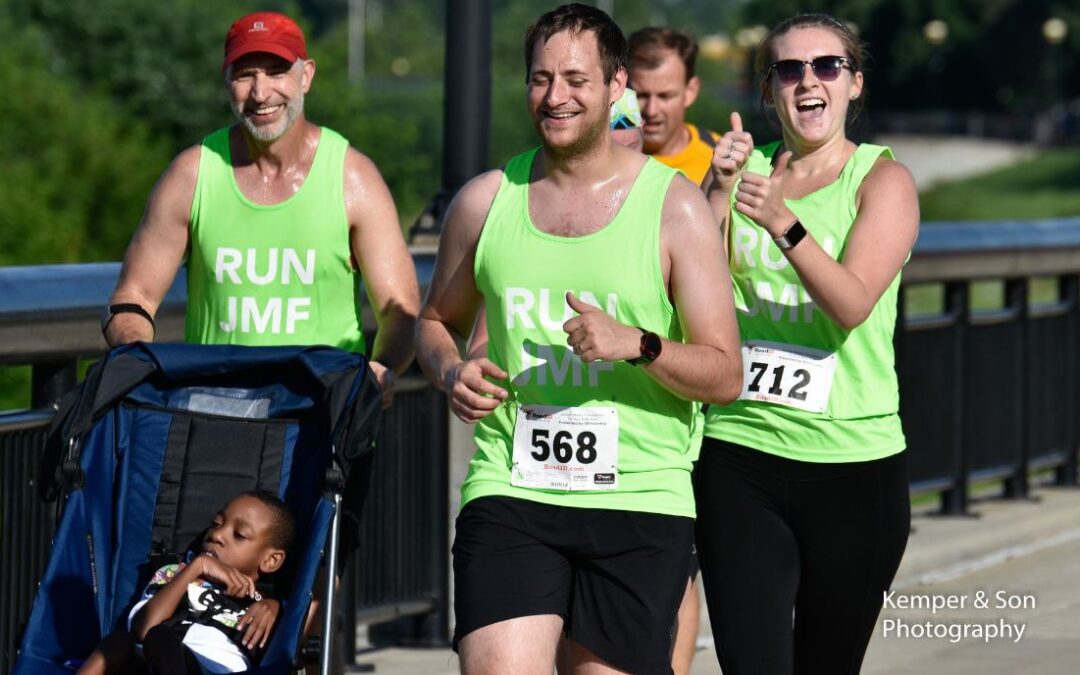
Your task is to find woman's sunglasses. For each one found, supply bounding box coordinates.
[768,56,852,86]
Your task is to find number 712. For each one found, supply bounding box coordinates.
[747,362,810,401]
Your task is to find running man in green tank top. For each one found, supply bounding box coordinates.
[103,11,419,410]
[694,13,920,675]
[415,6,741,675]
[102,13,419,670]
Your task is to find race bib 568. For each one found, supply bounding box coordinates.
[511,405,619,491]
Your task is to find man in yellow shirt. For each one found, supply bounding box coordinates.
[628,27,716,674]
[628,27,719,186]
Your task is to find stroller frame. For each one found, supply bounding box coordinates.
[17,342,380,675]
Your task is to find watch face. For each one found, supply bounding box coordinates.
[641,332,662,360]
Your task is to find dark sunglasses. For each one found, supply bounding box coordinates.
[768,56,852,86]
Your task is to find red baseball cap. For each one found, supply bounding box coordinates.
[223,12,308,71]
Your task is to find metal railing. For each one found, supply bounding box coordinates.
[0,411,55,674]
[900,218,1080,512]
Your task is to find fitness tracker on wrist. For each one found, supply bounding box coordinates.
[628,328,662,366]
[774,220,807,251]
[100,303,155,337]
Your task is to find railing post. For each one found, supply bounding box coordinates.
[31,359,78,409]
[415,390,450,645]
[1063,274,1080,486]
[1007,278,1030,499]
[941,281,970,515]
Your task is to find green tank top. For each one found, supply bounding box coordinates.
[463,148,696,518]
[705,142,905,462]
[185,126,364,353]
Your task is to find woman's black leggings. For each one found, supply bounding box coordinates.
[694,438,910,675]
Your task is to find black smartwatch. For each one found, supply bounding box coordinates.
[100,303,155,337]
[628,328,662,366]
[774,220,807,251]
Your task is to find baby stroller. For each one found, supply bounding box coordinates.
[15,342,381,675]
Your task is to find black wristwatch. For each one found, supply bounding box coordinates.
[774,220,807,251]
[100,303,155,337]
[628,328,662,366]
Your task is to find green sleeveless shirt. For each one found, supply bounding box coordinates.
[462,148,696,517]
[705,142,906,462]
[185,127,365,352]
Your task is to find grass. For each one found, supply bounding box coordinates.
[0,359,97,412]
[920,148,1080,221]
[907,148,1080,316]
[905,277,1060,316]
[0,366,31,411]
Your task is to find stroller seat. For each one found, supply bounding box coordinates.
[15,343,381,674]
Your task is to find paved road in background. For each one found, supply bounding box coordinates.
[864,535,1080,674]
[352,486,1080,674]
[877,134,1034,191]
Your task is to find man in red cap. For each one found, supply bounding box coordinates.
[103,13,419,667]
[104,10,418,401]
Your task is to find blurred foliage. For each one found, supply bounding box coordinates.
[1,0,1078,268]
[737,0,1080,113]
[5,0,295,145]
[0,16,171,264]
[0,367,30,411]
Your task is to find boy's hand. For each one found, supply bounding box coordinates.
[194,554,257,599]
[238,597,281,650]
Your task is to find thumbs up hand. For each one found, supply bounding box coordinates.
[734,149,798,238]
[562,292,641,363]
[709,111,754,194]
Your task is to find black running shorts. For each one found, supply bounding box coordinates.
[452,496,693,675]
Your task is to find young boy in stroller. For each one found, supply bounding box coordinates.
[78,491,295,675]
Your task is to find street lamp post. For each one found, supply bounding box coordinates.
[923,20,948,120]
[348,0,366,84]
[1039,17,1069,143]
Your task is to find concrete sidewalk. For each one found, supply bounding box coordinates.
[350,483,1080,674]
[874,135,1034,191]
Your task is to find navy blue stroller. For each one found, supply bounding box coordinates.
[15,343,381,674]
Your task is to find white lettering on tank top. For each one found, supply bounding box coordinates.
[212,248,316,334]
[502,287,619,388]
[732,224,839,325]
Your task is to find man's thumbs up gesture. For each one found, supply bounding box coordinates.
[562,292,646,364]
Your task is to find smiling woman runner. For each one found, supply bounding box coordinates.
[695,13,919,675]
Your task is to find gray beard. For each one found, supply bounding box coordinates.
[234,93,304,142]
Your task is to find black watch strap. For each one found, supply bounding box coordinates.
[628,328,662,366]
[101,303,155,337]
[774,220,807,251]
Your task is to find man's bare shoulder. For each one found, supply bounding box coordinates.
[342,145,390,190]
[661,171,713,233]
[162,144,203,184]
[148,144,202,215]
[449,169,505,225]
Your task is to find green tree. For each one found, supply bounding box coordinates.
[0,21,170,264]
[9,0,301,148]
